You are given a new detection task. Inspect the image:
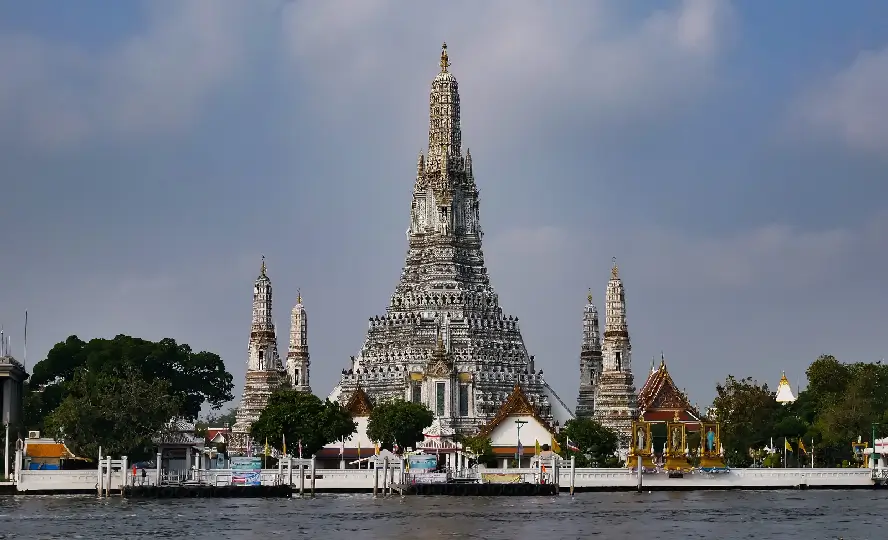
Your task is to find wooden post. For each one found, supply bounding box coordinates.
[310,455,316,497]
[120,456,128,496]
[389,462,395,495]
[287,456,293,487]
[96,448,103,498]
[373,462,379,498]
[383,457,389,496]
[299,461,305,498]
[636,457,643,493]
[569,456,576,496]
[278,456,284,486]
[155,452,162,486]
[400,457,406,487]
[104,457,112,498]
[553,457,559,494]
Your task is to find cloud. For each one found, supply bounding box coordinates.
[0,0,263,148]
[793,45,888,155]
[280,0,736,139]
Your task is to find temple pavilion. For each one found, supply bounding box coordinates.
[636,354,704,455]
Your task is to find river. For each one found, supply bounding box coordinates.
[0,490,884,539]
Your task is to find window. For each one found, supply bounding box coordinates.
[411,382,422,404]
[436,382,446,416]
[459,385,469,417]
[294,369,300,385]
[615,351,622,371]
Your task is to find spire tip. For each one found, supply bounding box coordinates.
[440,42,449,72]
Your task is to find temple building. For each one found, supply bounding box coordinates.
[477,384,559,468]
[230,257,289,453]
[775,371,796,404]
[286,291,311,393]
[593,259,637,441]
[575,289,602,418]
[637,354,703,429]
[328,44,573,434]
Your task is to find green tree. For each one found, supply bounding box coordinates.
[26,334,234,426]
[457,434,497,467]
[711,375,784,467]
[366,400,434,450]
[43,368,181,460]
[250,390,355,456]
[556,417,620,467]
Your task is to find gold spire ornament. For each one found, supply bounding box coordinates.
[440,42,449,72]
[261,255,267,275]
[297,288,302,304]
[611,257,619,279]
[587,288,593,304]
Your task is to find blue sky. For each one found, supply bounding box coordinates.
[1,0,886,414]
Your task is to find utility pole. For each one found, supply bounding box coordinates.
[515,420,527,466]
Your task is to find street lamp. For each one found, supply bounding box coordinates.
[515,420,527,466]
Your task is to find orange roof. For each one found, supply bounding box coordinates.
[478,385,555,438]
[25,442,75,459]
[637,357,702,421]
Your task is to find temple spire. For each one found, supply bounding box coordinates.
[287,290,311,393]
[427,43,462,171]
[576,287,602,418]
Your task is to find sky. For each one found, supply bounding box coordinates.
[1,0,886,415]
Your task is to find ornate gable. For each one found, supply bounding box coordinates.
[425,333,454,378]
[637,358,701,420]
[345,387,373,417]
[479,385,554,437]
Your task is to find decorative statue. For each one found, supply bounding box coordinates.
[706,428,716,452]
[636,428,645,451]
[671,428,681,451]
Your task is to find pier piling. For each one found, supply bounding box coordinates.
[299,462,305,498]
[636,460,643,493]
[373,463,379,497]
[383,458,389,496]
[570,456,576,496]
[310,456,316,497]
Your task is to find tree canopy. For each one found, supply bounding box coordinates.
[712,354,888,467]
[250,390,356,456]
[366,400,434,450]
[556,417,620,467]
[27,334,234,428]
[44,367,181,460]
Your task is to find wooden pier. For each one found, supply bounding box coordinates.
[401,482,558,496]
[122,484,292,499]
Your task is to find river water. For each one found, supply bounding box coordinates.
[0,490,884,539]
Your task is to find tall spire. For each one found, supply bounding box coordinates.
[427,42,462,173]
[604,257,628,341]
[287,290,311,393]
[252,256,273,331]
[577,287,602,418]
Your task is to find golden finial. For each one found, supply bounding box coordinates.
[611,256,619,279]
[440,42,449,72]
[297,288,302,304]
[260,255,266,275]
[587,288,593,304]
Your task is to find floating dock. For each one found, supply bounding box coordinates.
[402,482,558,496]
[122,484,293,499]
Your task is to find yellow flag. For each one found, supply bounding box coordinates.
[797,439,806,454]
[375,442,380,455]
[551,436,562,454]
[264,437,270,456]
[535,439,541,455]
[282,434,287,455]
[784,438,792,452]
[357,440,361,457]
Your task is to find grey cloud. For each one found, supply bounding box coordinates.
[793,45,888,155]
[0,0,265,148]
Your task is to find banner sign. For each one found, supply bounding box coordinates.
[230,457,262,486]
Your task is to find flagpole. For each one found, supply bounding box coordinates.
[811,437,815,468]
[784,437,787,468]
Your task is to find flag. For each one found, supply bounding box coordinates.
[298,439,303,459]
[551,436,562,454]
[535,439,541,455]
[264,437,269,456]
[797,438,807,454]
[375,442,380,455]
[357,440,361,458]
[785,438,792,452]
[393,442,400,454]
[517,440,524,459]
[282,434,287,456]
[339,439,344,456]
[567,438,580,452]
